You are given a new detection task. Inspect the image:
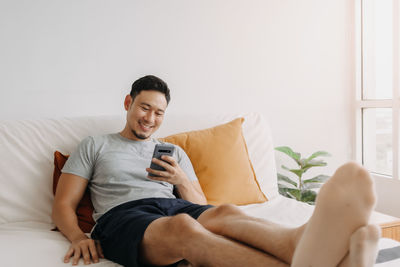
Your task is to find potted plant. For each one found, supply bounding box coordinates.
[275,146,331,205]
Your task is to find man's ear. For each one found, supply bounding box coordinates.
[124,95,132,111]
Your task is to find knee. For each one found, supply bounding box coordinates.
[213,204,244,217]
[203,204,245,223]
[199,204,244,233]
[168,214,203,238]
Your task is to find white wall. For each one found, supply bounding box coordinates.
[3,0,396,216]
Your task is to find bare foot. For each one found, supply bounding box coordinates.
[291,162,377,267]
[339,224,381,267]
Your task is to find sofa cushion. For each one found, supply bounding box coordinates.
[0,222,121,267]
[160,118,267,205]
[0,116,125,224]
[53,151,95,233]
[155,113,279,201]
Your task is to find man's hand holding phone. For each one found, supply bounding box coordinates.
[146,144,188,186]
[147,144,207,204]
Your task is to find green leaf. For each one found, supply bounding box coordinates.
[298,158,308,168]
[278,183,287,189]
[286,188,301,200]
[278,187,301,201]
[303,160,327,173]
[306,159,327,166]
[275,146,301,164]
[290,169,304,178]
[300,190,317,203]
[287,192,297,199]
[302,183,323,190]
[281,165,291,171]
[278,183,294,191]
[278,187,294,198]
[307,151,331,162]
[277,173,298,188]
[281,165,304,178]
[303,175,330,184]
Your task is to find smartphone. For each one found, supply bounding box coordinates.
[148,144,175,177]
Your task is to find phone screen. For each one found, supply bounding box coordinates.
[148,144,175,177]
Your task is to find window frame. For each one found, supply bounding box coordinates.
[355,0,400,180]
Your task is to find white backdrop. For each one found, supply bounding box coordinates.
[3,0,396,216]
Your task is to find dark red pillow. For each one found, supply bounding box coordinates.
[53,151,95,233]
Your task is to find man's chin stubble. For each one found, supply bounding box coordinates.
[131,130,148,140]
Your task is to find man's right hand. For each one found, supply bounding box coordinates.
[64,236,104,265]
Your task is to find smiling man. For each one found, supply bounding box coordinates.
[52,75,381,267]
[121,83,166,140]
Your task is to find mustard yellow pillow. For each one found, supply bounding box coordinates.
[159,118,267,205]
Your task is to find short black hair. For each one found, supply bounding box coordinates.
[130,75,170,104]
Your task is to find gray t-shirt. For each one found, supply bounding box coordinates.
[62,133,198,221]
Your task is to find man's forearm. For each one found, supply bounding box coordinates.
[52,204,87,242]
[176,180,207,205]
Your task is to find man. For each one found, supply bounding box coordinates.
[53,75,381,267]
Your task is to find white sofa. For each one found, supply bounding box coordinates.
[0,112,399,267]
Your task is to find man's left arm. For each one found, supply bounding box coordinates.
[146,155,207,205]
[174,179,207,205]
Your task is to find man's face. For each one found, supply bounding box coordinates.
[124,90,168,141]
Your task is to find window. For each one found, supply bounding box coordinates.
[356,0,400,179]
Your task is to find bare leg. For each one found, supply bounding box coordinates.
[139,213,289,267]
[197,204,302,263]
[197,162,378,267]
[291,162,377,267]
[140,162,378,267]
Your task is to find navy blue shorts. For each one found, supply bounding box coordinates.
[91,198,213,267]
